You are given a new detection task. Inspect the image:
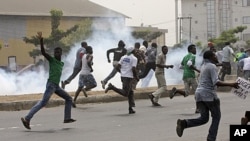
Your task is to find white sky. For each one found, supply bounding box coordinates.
[90,0,177,46]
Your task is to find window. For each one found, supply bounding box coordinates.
[243,33,250,41]
[194,4,197,7]
[243,0,250,6]
[243,16,250,24]
[195,21,198,24]
[235,18,238,22]
[4,43,9,48]
[195,36,198,39]
[8,56,16,71]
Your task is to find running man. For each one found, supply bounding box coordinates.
[104,47,139,114]
[72,46,96,107]
[61,41,88,89]
[21,32,76,130]
[101,40,127,89]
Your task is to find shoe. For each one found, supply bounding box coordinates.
[170,87,177,99]
[82,89,88,97]
[148,94,155,105]
[64,119,76,123]
[61,81,65,89]
[195,109,200,114]
[176,119,186,137]
[72,101,76,108]
[129,107,136,114]
[153,102,162,107]
[241,117,248,125]
[184,93,189,97]
[101,80,106,89]
[21,117,31,130]
[105,83,113,93]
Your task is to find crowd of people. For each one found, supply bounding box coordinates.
[21,33,250,141]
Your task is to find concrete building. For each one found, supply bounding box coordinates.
[179,0,250,45]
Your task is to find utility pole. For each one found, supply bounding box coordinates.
[175,0,178,44]
[177,16,192,43]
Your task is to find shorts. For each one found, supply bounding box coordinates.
[78,74,97,88]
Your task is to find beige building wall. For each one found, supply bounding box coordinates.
[231,0,250,41]
[0,16,88,70]
[180,0,250,45]
[181,0,208,44]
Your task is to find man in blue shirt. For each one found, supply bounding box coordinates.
[176,50,239,141]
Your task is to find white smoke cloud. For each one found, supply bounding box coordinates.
[0,19,204,95]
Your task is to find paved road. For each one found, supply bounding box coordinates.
[0,92,249,141]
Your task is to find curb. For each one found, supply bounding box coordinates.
[0,83,234,111]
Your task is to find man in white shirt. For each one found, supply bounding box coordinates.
[238,49,250,80]
[220,42,236,81]
[105,47,139,114]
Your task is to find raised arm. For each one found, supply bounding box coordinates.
[106,48,114,63]
[37,32,51,60]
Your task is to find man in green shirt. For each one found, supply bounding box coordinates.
[21,32,76,130]
[170,44,200,113]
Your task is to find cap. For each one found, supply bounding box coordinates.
[139,45,146,52]
[126,47,134,53]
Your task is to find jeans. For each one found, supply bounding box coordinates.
[103,67,118,84]
[220,62,231,81]
[65,67,81,83]
[139,62,156,79]
[110,77,135,108]
[25,81,73,121]
[186,99,221,141]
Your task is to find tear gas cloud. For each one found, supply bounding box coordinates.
[0,19,203,95]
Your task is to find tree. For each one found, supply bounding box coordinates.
[235,26,247,40]
[23,9,92,61]
[209,26,247,49]
[132,30,163,42]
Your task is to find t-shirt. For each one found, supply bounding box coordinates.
[155,53,166,73]
[119,54,137,78]
[74,47,86,68]
[234,52,244,62]
[80,54,93,75]
[222,45,234,62]
[239,57,250,71]
[195,59,219,102]
[145,47,157,63]
[48,57,64,85]
[181,53,196,80]
[107,47,127,62]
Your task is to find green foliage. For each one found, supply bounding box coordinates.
[132,30,163,42]
[0,43,2,50]
[194,41,202,50]
[209,26,247,49]
[23,9,92,60]
[63,19,92,46]
[246,40,250,48]
[172,40,202,50]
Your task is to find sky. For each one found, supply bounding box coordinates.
[90,0,177,46]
